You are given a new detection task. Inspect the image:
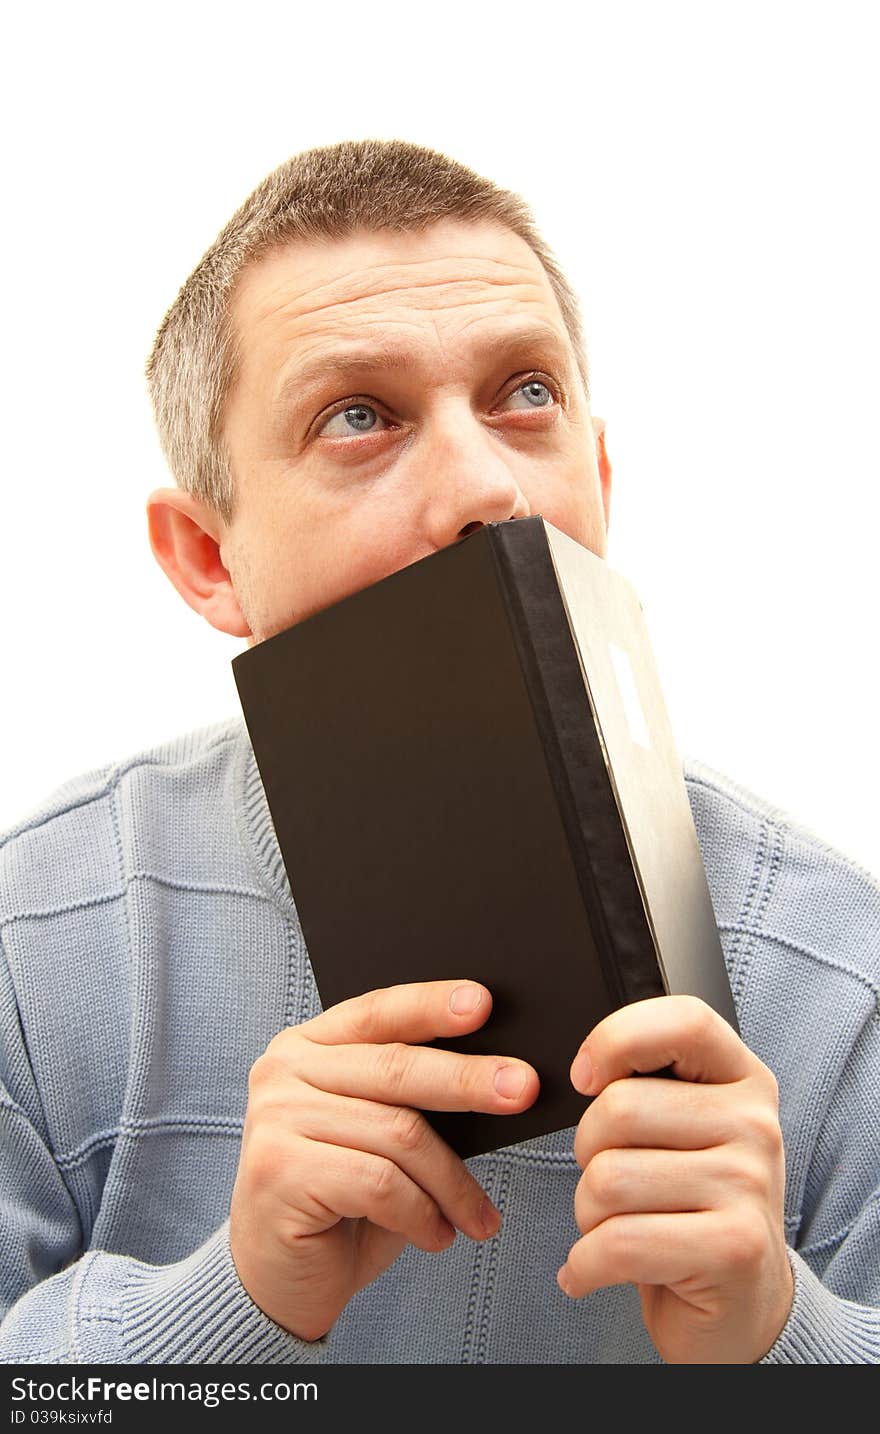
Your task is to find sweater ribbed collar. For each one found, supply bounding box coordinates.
[232,717,298,917]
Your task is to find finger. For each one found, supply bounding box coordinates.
[573,1076,747,1168]
[301,980,495,1047]
[283,1136,461,1254]
[572,1145,766,1237]
[280,1037,539,1114]
[288,1087,502,1240]
[558,1211,734,1298]
[570,996,760,1096]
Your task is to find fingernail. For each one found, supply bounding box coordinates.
[571,1047,593,1093]
[494,1065,527,1099]
[449,984,483,1015]
[479,1195,502,1237]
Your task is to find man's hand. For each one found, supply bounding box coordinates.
[559,995,793,1364]
[229,980,539,1342]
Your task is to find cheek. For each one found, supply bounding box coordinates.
[315,484,428,593]
[266,520,422,633]
[528,465,607,556]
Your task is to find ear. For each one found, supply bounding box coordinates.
[146,488,251,638]
[592,416,612,533]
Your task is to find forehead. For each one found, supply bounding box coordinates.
[228,221,569,368]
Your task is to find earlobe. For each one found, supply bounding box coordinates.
[592,417,612,534]
[146,489,252,638]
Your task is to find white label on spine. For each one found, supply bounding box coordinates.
[609,642,651,750]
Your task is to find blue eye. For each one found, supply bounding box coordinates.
[505,379,554,409]
[317,375,558,439]
[320,403,389,438]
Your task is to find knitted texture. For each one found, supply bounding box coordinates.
[1,718,878,1364]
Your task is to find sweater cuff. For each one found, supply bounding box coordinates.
[760,1247,879,1364]
[111,1222,329,1364]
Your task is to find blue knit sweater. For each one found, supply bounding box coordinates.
[1,718,879,1364]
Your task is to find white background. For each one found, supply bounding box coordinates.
[2,1,878,878]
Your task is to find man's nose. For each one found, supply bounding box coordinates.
[419,413,532,549]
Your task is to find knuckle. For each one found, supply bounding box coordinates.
[728,1154,771,1200]
[348,987,383,1044]
[375,1040,413,1095]
[682,994,715,1042]
[242,1128,283,1193]
[572,1128,591,1171]
[600,1080,636,1139]
[246,1053,267,1097]
[747,1104,785,1159]
[720,1215,766,1274]
[367,1154,400,1205]
[760,1064,781,1109]
[268,1024,302,1058]
[388,1104,430,1156]
[574,1191,592,1237]
[573,1106,600,1168]
[250,1027,303,1089]
[586,1149,623,1205]
[600,1218,633,1281]
[455,1055,482,1104]
[246,1045,307,1116]
[247,1049,280,1098]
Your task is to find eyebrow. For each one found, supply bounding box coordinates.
[270,322,572,415]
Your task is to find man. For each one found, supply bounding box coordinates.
[1,139,878,1365]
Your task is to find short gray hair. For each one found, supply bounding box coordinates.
[145,138,590,524]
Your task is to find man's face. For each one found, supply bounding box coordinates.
[212,220,611,644]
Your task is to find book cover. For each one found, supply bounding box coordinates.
[232,516,736,1158]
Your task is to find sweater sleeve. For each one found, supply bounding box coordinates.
[0,1216,329,1365]
[759,1177,880,1363]
[760,1237,880,1364]
[760,998,880,1364]
[0,947,327,1365]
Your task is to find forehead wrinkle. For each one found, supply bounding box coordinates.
[306,276,547,328]
[237,248,552,330]
[451,300,568,343]
[252,279,549,344]
[253,284,557,386]
[285,300,564,369]
[278,248,546,305]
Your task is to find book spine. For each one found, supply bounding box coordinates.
[487,520,664,1010]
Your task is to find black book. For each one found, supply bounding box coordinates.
[232,516,737,1159]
